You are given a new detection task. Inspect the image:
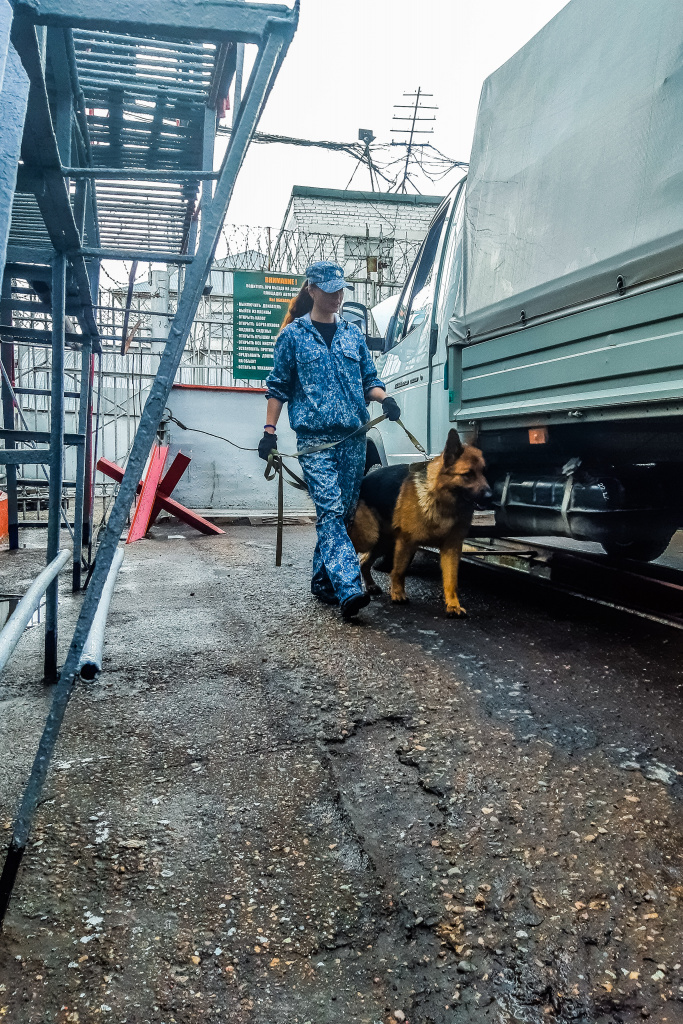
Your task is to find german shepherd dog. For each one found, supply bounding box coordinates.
[349,430,491,617]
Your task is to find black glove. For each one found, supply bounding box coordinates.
[381,395,401,422]
[258,431,278,461]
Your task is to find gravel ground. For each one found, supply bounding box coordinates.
[1,522,682,1024]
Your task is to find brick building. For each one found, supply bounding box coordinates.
[275,185,444,307]
[280,185,443,240]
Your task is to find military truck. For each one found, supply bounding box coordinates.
[357,0,683,560]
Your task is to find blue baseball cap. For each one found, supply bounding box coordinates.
[305,260,353,293]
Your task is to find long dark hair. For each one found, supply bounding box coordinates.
[281,281,313,329]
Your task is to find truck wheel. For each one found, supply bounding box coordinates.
[601,530,675,562]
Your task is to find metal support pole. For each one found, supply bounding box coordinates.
[48,28,73,167]
[82,351,95,554]
[76,247,193,264]
[71,335,92,590]
[87,352,102,564]
[0,24,293,927]
[233,43,244,125]
[61,167,220,180]
[44,252,66,682]
[200,103,217,218]
[0,273,18,549]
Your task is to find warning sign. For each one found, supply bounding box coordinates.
[232,270,305,381]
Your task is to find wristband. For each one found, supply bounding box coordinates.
[264,424,277,431]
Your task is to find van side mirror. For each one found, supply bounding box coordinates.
[342,300,369,334]
[343,300,384,353]
[366,336,385,352]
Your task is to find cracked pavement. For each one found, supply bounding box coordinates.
[1,523,683,1023]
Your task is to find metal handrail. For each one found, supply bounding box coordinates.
[0,549,71,673]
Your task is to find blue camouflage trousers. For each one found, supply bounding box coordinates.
[297,433,366,605]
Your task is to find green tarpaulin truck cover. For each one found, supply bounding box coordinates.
[451,0,683,342]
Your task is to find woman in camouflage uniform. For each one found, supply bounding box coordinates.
[259,261,400,619]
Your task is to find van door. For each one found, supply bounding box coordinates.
[374,198,452,464]
[428,180,466,456]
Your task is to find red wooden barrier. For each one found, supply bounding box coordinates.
[97,450,224,541]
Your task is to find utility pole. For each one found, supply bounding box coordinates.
[391,88,437,193]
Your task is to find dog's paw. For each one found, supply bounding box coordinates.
[445,603,467,618]
[391,592,410,604]
[366,584,383,596]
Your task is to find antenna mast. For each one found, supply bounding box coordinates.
[390,87,437,193]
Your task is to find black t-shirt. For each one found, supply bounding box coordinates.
[312,320,337,348]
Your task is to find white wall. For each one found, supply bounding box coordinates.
[164,385,314,514]
[287,195,438,241]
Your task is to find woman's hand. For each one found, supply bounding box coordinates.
[381,395,401,421]
[258,432,278,461]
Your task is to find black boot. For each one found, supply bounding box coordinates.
[340,592,371,619]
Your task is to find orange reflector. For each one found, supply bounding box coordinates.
[528,427,548,444]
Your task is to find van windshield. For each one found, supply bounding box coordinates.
[388,200,451,349]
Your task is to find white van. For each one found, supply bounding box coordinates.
[364,179,465,468]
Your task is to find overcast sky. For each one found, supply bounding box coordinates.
[221,0,569,229]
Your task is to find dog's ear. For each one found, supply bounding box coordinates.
[443,429,464,467]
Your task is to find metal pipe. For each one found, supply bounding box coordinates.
[77,546,124,679]
[95,225,186,236]
[73,39,212,61]
[0,276,19,550]
[94,184,196,194]
[88,351,102,565]
[0,549,70,674]
[75,247,193,263]
[233,43,244,125]
[44,254,66,682]
[81,82,206,104]
[71,337,92,589]
[75,61,212,87]
[62,167,218,180]
[96,207,187,215]
[63,28,94,163]
[72,29,212,54]
[77,76,208,101]
[74,51,212,72]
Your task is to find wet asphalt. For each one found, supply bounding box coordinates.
[1,523,682,1024]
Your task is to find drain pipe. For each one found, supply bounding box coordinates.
[0,550,71,674]
[78,547,124,680]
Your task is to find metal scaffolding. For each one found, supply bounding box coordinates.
[0,0,298,924]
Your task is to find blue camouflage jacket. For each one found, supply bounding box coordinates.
[265,313,385,437]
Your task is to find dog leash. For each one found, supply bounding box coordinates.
[163,408,427,566]
[264,415,427,565]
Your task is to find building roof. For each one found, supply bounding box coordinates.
[291,186,444,206]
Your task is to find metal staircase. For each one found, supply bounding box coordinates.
[0,0,298,923]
